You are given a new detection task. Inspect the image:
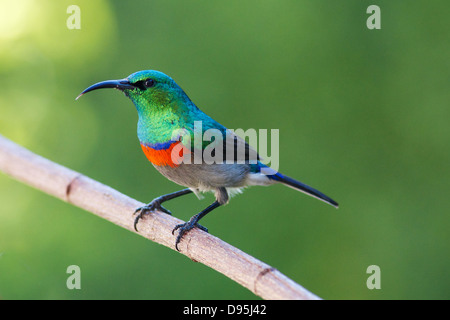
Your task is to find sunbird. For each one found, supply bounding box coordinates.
[77,70,338,250]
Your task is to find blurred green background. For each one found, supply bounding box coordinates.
[0,0,449,299]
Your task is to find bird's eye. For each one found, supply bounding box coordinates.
[144,79,155,88]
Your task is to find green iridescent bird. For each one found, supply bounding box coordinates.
[77,70,338,251]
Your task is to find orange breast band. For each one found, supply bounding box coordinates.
[140,142,186,167]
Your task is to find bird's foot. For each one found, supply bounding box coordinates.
[133,199,172,231]
[172,220,208,251]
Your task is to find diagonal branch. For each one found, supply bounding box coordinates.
[0,134,321,300]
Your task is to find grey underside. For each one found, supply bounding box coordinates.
[152,162,274,205]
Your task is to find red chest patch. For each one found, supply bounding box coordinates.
[140,142,187,167]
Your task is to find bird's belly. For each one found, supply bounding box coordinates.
[153,162,250,190]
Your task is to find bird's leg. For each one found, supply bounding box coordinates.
[134,188,193,231]
[172,200,221,251]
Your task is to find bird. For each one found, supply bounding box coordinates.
[77,70,338,251]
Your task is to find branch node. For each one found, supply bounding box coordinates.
[254,267,277,295]
[65,174,82,202]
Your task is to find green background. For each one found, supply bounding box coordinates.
[0,0,449,299]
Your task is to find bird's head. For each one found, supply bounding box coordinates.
[76,70,190,111]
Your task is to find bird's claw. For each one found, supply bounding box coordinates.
[172,221,208,251]
[133,200,172,231]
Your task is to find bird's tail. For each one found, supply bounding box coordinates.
[268,172,339,208]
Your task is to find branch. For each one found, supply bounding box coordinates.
[0,134,321,300]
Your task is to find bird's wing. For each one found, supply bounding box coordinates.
[176,127,260,165]
[222,129,260,164]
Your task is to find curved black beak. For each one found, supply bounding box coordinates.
[76,78,134,100]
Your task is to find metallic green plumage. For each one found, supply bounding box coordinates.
[125,70,226,148]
